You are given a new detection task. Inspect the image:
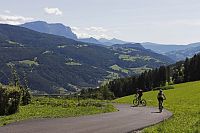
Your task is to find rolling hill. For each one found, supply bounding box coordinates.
[142,42,200,61]
[79,37,101,44]
[98,38,128,46]
[0,24,174,93]
[142,42,188,54]
[164,45,200,61]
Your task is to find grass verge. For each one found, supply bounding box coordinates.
[115,81,200,133]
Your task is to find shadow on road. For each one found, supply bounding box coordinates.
[151,111,161,113]
[130,105,146,108]
[130,105,138,108]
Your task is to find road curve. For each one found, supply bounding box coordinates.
[0,104,172,133]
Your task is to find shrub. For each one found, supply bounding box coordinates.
[99,86,115,100]
[0,85,21,115]
[21,71,32,106]
[32,97,104,108]
[79,86,115,100]
[21,87,31,106]
[77,100,104,107]
[153,85,175,91]
[9,66,32,106]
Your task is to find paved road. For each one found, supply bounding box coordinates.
[0,104,172,133]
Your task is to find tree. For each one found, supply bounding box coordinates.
[99,85,114,100]
[158,66,167,86]
[166,66,171,84]
[184,58,190,82]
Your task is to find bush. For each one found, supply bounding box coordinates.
[0,85,21,115]
[153,85,175,91]
[21,88,31,106]
[99,86,115,100]
[77,100,103,107]
[79,86,115,100]
[32,97,104,108]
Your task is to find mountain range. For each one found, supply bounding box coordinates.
[165,45,200,61]
[98,38,128,46]
[142,42,200,61]
[20,21,129,46]
[20,21,200,62]
[0,24,174,93]
[79,37,101,45]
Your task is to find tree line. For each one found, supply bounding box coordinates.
[102,53,200,98]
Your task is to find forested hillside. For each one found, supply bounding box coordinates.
[0,24,174,93]
[105,53,200,97]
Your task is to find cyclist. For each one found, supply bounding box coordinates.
[157,89,166,111]
[133,88,146,106]
[136,89,143,103]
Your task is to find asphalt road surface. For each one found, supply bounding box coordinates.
[0,104,172,133]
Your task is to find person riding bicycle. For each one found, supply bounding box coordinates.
[136,89,143,102]
[157,89,166,110]
[133,88,146,106]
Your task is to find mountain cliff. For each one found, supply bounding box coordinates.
[20,21,77,40]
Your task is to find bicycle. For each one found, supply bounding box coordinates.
[158,98,166,112]
[132,95,146,106]
[158,101,163,112]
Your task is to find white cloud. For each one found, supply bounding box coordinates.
[71,26,80,31]
[44,7,62,15]
[4,10,11,14]
[85,27,107,32]
[0,14,34,25]
[72,26,111,39]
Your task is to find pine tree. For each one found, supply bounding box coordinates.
[184,57,190,82]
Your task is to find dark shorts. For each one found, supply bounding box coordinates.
[158,97,163,102]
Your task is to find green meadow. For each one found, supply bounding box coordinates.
[0,97,116,126]
[115,81,200,133]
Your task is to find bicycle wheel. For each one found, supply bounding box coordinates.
[141,99,147,106]
[159,105,163,112]
[159,102,163,112]
[133,99,139,106]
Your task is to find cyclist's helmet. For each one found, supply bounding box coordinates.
[159,89,163,92]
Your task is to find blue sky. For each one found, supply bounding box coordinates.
[0,0,200,44]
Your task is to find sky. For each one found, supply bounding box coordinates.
[0,0,200,44]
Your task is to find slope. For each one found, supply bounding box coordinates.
[142,42,187,54]
[164,45,200,61]
[115,81,200,133]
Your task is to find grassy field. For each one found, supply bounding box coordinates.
[65,61,82,66]
[110,64,129,74]
[0,97,116,126]
[19,60,39,66]
[128,66,151,75]
[115,81,200,133]
[119,54,153,62]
